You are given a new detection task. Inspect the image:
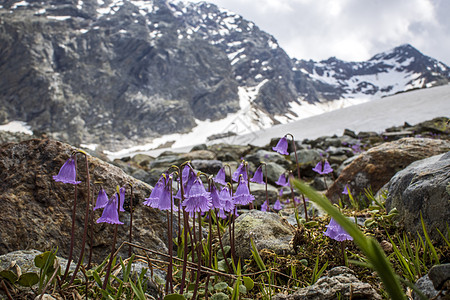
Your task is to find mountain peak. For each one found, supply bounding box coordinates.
[0,0,449,151]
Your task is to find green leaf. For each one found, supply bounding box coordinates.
[217,246,231,260]
[129,280,146,300]
[34,251,55,269]
[0,270,18,283]
[164,294,187,300]
[214,282,229,291]
[420,212,439,264]
[17,272,39,287]
[242,276,254,291]
[239,284,247,294]
[211,292,229,300]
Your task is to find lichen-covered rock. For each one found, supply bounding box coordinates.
[327,138,450,202]
[385,152,450,241]
[272,266,381,300]
[0,139,170,262]
[222,210,294,259]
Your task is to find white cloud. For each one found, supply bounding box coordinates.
[193,0,450,65]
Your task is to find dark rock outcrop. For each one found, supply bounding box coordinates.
[0,139,170,262]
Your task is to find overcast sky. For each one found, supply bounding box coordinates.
[192,0,450,65]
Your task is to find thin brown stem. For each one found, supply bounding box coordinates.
[286,133,309,222]
[216,210,232,273]
[62,156,78,282]
[69,152,91,286]
[191,212,203,300]
[128,184,134,257]
[102,192,120,290]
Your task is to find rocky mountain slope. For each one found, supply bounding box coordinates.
[1,0,449,150]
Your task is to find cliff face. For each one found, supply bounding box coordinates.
[1,0,449,150]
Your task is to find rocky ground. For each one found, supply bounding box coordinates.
[0,116,449,299]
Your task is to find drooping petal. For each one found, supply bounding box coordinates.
[143,176,165,208]
[96,194,123,225]
[272,137,289,155]
[273,199,282,211]
[312,160,334,175]
[156,184,177,211]
[261,200,268,212]
[53,156,81,185]
[275,173,289,187]
[219,186,234,212]
[182,179,212,213]
[218,208,227,219]
[233,177,255,206]
[94,188,109,210]
[250,165,264,184]
[232,162,247,183]
[214,168,227,186]
[323,218,353,241]
[342,184,350,195]
[210,184,223,209]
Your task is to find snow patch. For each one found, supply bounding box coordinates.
[12,1,28,9]
[0,121,33,135]
[47,16,71,20]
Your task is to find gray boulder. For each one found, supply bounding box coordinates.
[272,266,381,300]
[385,152,450,241]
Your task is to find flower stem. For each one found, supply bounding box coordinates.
[69,152,91,286]
[191,212,203,300]
[287,134,308,221]
[62,156,78,282]
[128,183,134,257]
[102,192,119,290]
[216,210,232,273]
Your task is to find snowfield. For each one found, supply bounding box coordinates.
[106,84,450,159]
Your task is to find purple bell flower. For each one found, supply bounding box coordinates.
[219,186,234,212]
[272,136,289,155]
[218,208,227,219]
[275,173,289,187]
[143,176,165,208]
[233,176,255,206]
[312,160,333,175]
[342,184,350,195]
[232,162,248,183]
[94,188,109,211]
[53,156,81,185]
[182,178,212,213]
[96,194,124,225]
[156,184,177,211]
[261,200,268,212]
[250,165,264,184]
[210,184,223,209]
[273,199,282,211]
[324,218,353,242]
[214,167,227,186]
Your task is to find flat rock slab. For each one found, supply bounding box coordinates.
[222,210,294,259]
[273,266,381,300]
